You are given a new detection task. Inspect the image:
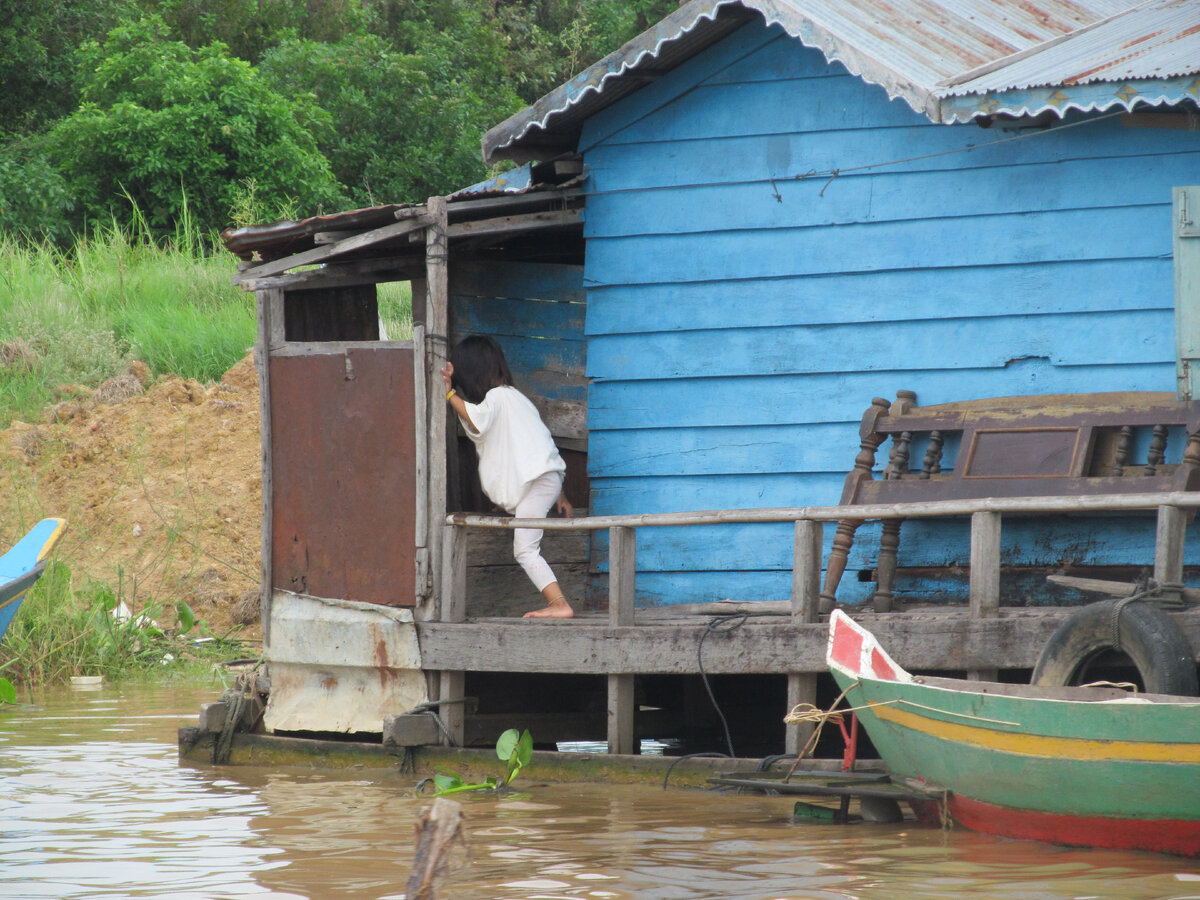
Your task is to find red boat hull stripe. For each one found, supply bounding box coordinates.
[949,794,1200,857]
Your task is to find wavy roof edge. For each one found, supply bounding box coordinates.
[482,0,1200,164]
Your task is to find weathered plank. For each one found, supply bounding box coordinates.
[586,363,1174,431]
[237,214,433,281]
[583,260,1170,336]
[586,310,1172,381]
[415,609,1166,674]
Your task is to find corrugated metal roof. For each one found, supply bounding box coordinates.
[483,0,1200,162]
[945,0,1200,94]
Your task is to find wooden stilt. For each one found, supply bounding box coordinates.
[608,526,636,754]
[968,510,1001,681]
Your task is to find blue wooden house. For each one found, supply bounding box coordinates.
[480,0,1200,609]
[220,0,1200,754]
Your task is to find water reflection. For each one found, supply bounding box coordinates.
[0,684,1195,899]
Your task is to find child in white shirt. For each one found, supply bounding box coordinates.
[442,335,574,618]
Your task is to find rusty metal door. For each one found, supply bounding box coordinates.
[269,345,416,606]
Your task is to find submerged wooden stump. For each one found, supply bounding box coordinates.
[406,797,465,900]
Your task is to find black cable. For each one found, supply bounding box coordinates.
[697,613,750,758]
[662,752,730,790]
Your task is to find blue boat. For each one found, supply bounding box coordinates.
[0,519,67,640]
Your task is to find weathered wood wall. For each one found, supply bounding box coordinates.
[448,261,591,604]
[578,20,1200,606]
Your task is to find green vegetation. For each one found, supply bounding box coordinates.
[0,209,255,428]
[0,0,680,686]
[428,728,534,795]
[1,0,679,241]
[2,560,248,687]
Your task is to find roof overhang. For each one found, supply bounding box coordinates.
[483,0,1200,164]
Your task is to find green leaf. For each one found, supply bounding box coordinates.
[0,678,15,704]
[175,599,195,634]
[495,727,519,761]
[432,772,461,792]
[516,729,533,767]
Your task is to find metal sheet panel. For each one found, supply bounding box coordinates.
[945,0,1200,94]
[264,591,427,734]
[270,345,417,607]
[482,0,1193,162]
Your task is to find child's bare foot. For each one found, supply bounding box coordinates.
[524,597,574,619]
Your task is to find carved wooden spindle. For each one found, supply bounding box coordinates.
[819,519,862,613]
[1145,424,1168,476]
[920,430,944,479]
[853,398,892,477]
[1112,425,1133,477]
[873,519,902,612]
[821,397,890,611]
[885,432,912,480]
[1183,430,1200,473]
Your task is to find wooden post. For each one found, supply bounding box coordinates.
[406,797,464,900]
[787,520,822,755]
[437,523,467,746]
[608,526,636,755]
[968,510,1001,681]
[255,288,281,650]
[413,322,429,605]
[442,524,467,624]
[425,196,449,616]
[1155,504,1186,606]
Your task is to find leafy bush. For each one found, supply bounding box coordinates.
[260,30,522,206]
[0,142,74,244]
[44,17,346,235]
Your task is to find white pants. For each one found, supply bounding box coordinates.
[513,470,564,592]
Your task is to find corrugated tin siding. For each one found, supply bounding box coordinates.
[580,19,1200,606]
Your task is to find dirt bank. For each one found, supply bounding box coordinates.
[0,353,263,639]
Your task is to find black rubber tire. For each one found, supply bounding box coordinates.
[1032,599,1199,697]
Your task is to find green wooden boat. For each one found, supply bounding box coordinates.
[827,609,1200,857]
[0,519,67,640]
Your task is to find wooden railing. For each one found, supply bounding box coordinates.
[440,491,1200,755]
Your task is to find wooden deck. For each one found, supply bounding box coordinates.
[427,493,1200,757]
[416,605,1125,675]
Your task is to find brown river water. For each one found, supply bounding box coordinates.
[0,682,1196,899]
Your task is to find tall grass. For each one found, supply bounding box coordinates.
[1,560,249,686]
[0,206,256,427]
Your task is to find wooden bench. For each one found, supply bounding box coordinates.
[819,390,1200,613]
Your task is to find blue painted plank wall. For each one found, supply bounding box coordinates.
[450,261,586,408]
[576,19,1200,607]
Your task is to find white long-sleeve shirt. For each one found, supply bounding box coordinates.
[460,386,566,513]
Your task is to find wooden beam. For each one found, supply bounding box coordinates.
[447,189,581,215]
[608,673,635,755]
[1155,504,1187,605]
[446,491,1200,532]
[446,209,581,240]
[414,323,429,603]
[438,671,466,747]
[791,520,822,624]
[968,510,1001,681]
[236,214,434,282]
[416,610,1132,674]
[608,526,637,755]
[609,527,636,627]
[442,524,467,624]
[787,519,822,755]
[426,196,449,616]
[240,258,425,293]
[256,289,279,649]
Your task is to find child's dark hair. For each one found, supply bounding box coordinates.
[450,335,514,403]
